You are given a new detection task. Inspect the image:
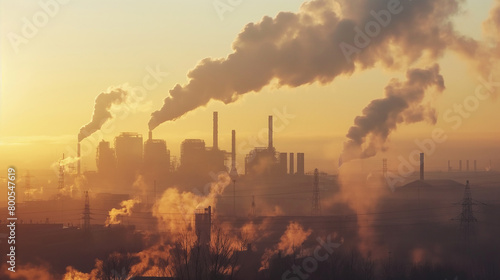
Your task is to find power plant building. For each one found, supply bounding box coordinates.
[115,132,143,185]
[143,132,170,183]
[96,140,116,178]
[180,139,207,172]
[297,153,305,175]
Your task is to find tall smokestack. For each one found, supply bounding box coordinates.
[77,142,81,175]
[230,130,238,180]
[420,153,424,181]
[268,115,273,150]
[289,153,294,175]
[149,130,152,141]
[213,112,218,150]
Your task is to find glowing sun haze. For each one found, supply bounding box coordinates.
[1,0,499,175]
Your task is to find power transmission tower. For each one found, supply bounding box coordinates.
[312,168,321,215]
[454,180,477,247]
[82,191,92,234]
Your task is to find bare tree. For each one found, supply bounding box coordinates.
[95,252,136,280]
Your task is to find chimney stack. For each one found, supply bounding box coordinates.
[268,115,273,150]
[149,130,152,141]
[420,153,424,181]
[289,153,294,175]
[213,112,218,150]
[230,130,238,180]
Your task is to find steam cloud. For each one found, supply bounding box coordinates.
[79,88,128,142]
[149,0,474,130]
[153,172,231,235]
[105,198,141,226]
[259,221,312,271]
[342,64,445,162]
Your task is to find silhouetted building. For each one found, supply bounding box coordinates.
[245,147,277,176]
[144,136,170,183]
[297,153,305,175]
[115,132,143,186]
[96,140,116,181]
[180,139,206,170]
[195,206,211,246]
[289,153,295,175]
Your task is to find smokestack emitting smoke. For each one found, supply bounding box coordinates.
[148,0,499,130]
[268,115,273,149]
[213,111,218,150]
[341,65,445,162]
[78,87,128,142]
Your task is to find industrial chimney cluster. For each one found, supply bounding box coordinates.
[244,115,305,176]
[448,159,480,172]
[82,112,306,192]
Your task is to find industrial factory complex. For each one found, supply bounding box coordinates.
[1,112,498,279]
[78,112,308,197]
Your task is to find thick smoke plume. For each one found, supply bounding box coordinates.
[484,0,500,40]
[342,64,445,162]
[259,221,312,271]
[150,0,469,130]
[79,87,128,142]
[105,198,141,226]
[153,172,231,235]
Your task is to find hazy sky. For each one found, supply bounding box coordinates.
[1,0,499,174]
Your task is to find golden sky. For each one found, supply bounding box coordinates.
[1,0,499,174]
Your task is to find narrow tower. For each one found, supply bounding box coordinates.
[312,168,321,215]
[230,130,238,215]
[82,191,91,234]
[456,180,477,247]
